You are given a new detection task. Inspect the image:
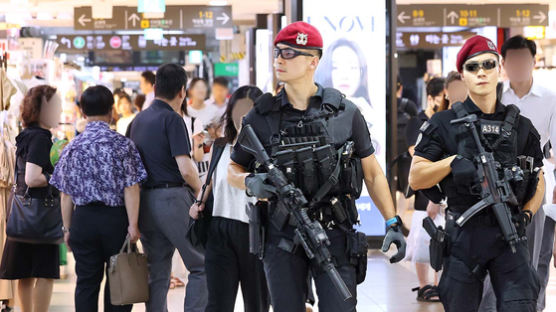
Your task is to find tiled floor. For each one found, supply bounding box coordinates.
[40,250,555,311]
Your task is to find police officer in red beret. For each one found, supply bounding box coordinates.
[409,35,544,311]
[225,21,406,311]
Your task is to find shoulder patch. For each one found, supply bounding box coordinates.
[419,121,430,132]
[419,121,437,135]
[415,133,423,147]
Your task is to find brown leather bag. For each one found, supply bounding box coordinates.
[108,238,149,305]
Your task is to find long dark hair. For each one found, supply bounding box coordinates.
[315,38,371,106]
[223,86,263,144]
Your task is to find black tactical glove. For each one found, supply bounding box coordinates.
[245,173,277,199]
[451,155,478,186]
[513,210,533,237]
[381,224,407,263]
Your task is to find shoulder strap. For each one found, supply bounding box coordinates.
[254,93,277,115]
[254,93,281,147]
[487,104,520,154]
[496,82,504,101]
[197,139,227,202]
[322,87,345,111]
[452,101,468,118]
[204,139,227,186]
[501,104,519,138]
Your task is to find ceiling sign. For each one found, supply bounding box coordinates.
[55,34,206,52]
[74,5,232,30]
[398,31,476,49]
[396,4,548,28]
[138,0,166,13]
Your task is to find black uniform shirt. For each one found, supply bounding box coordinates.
[231,83,375,169]
[129,99,191,188]
[406,111,429,147]
[405,111,431,211]
[414,97,543,210]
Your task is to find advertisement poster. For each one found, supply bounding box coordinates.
[304,0,387,236]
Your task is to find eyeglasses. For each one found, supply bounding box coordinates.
[463,59,498,73]
[273,47,315,60]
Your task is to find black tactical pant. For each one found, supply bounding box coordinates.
[263,227,357,312]
[438,213,540,312]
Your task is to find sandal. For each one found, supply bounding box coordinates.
[412,285,440,302]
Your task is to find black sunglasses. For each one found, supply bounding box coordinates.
[273,47,315,60]
[463,59,498,73]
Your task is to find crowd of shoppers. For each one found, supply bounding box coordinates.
[2,33,556,312]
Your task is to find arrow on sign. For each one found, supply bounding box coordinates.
[447,11,459,24]
[216,12,230,25]
[78,14,92,27]
[533,11,546,24]
[128,13,141,27]
[60,37,71,48]
[398,11,410,24]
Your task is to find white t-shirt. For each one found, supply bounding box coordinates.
[142,92,155,110]
[116,114,136,135]
[183,114,204,148]
[212,144,254,223]
[188,103,221,130]
[205,98,228,120]
[501,79,556,149]
[183,112,212,182]
[187,103,221,182]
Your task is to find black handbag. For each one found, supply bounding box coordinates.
[187,138,227,248]
[6,160,63,244]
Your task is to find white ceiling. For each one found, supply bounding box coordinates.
[0,0,281,27]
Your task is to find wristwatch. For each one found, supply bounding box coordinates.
[62,226,70,234]
[386,215,403,229]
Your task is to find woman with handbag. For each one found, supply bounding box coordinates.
[190,86,270,312]
[0,85,62,312]
[50,85,147,312]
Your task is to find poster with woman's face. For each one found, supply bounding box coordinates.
[305,0,387,236]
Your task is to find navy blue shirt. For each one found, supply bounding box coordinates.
[231,84,374,169]
[129,99,191,188]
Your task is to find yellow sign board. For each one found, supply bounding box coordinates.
[524,26,545,40]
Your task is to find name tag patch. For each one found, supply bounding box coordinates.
[480,120,502,135]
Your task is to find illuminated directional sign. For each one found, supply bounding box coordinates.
[396,4,548,28]
[74,5,232,30]
[56,34,205,52]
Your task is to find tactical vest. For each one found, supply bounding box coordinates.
[451,102,538,208]
[255,88,363,227]
[452,102,519,169]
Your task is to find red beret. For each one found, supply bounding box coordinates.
[456,35,499,73]
[274,21,323,49]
